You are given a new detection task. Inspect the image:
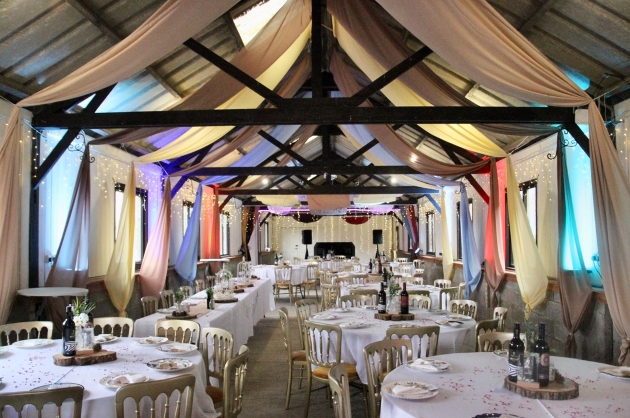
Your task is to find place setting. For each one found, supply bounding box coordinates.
[134,336,169,347]
[382,381,439,400]
[596,365,630,380]
[146,358,194,372]
[156,343,198,355]
[93,334,118,344]
[12,339,55,349]
[99,373,149,389]
[338,321,368,329]
[405,358,451,373]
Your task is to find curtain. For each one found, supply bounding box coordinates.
[460,184,482,298]
[400,207,418,251]
[205,186,221,273]
[483,160,505,308]
[441,188,456,280]
[104,163,136,317]
[241,206,258,261]
[557,133,592,357]
[175,187,203,282]
[138,178,171,298]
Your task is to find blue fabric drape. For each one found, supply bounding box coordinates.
[175,186,204,282]
[459,184,482,298]
[426,195,441,214]
[400,209,416,247]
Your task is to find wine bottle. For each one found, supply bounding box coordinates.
[400,282,409,314]
[368,259,373,274]
[378,282,387,314]
[274,253,278,265]
[378,258,383,274]
[534,323,550,386]
[62,305,76,356]
[382,251,386,262]
[508,322,524,382]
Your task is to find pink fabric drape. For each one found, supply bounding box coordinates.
[138,178,172,298]
[405,206,419,252]
[483,160,505,308]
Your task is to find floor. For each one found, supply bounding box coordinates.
[240,296,368,418]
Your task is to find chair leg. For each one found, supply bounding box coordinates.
[286,361,293,409]
[304,372,312,418]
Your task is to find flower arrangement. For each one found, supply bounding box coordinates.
[389,282,401,297]
[174,290,185,303]
[71,297,95,328]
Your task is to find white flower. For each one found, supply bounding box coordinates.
[74,313,90,327]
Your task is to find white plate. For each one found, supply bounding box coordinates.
[339,322,367,329]
[446,314,472,321]
[389,323,416,328]
[383,381,438,400]
[156,343,197,355]
[135,336,169,346]
[362,305,378,310]
[405,359,450,372]
[331,308,350,313]
[431,309,448,315]
[157,308,175,314]
[93,334,118,344]
[13,339,55,349]
[434,320,463,328]
[146,358,194,372]
[596,366,630,380]
[311,313,337,320]
[100,373,149,389]
[494,349,508,359]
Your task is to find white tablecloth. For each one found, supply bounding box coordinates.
[381,352,630,418]
[252,265,308,286]
[309,308,474,383]
[134,278,275,350]
[0,338,216,418]
[339,283,441,310]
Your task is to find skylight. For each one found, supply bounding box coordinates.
[234,0,287,45]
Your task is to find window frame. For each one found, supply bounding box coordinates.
[220,211,230,257]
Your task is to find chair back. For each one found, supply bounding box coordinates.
[475,318,500,352]
[349,288,378,297]
[478,331,525,352]
[320,284,340,310]
[306,264,318,280]
[93,317,134,337]
[396,257,408,263]
[140,296,158,317]
[407,289,430,297]
[434,279,452,288]
[201,327,234,383]
[397,262,413,276]
[333,255,346,260]
[312,255,322,260]
[363,339,411,418]
[386,325,440,359]
[303,321,343,370]
[320,271,335,285]
[155,319,200,346]
[493,307,508,332]
[295,299,319,349]
[0,321,53,346]
[340,294,373,308]
[352,263,363,272]
[328,363,352,418]
[115,374,195,418]
[331,259,344,272]
[408,294,431,310]
[438,287,460,310]
[413,259,424,269]
[160,289,175,309]
[237,261,251,277]
[0,384,83,417]
[274,266,292,284]
[194,278,208,293]
[179,286,193,299]
[222,345,249,418]
[448,299,478,319]
[278,307,296,360]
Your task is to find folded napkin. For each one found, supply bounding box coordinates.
[391,383,430,396]
[182,299,202,306]
[117,373,145,384]
[410,359,440,371]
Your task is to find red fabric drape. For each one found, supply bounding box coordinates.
[342,216,370,225]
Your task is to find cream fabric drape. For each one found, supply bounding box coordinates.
[104,163,136,317]
[138,178,171,299]
[441,189,455,280]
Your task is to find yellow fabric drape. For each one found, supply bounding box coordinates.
[104,163,136,317]
[441,189,455,281]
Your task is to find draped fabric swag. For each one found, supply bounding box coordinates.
[241,206,258,261]
[441,188,456,281]
[175,187,203,282]
[483,160,506,308]
[459,184,482,298]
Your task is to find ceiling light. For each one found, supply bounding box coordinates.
[391,177,398,184]
[262,178,269,185]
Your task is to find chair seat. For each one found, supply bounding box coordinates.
[312,363,358,380]
[292,350,307,362]
[276,283,291,288]
[205,385,224,404]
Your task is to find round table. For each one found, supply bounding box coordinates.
[339,283,441,310]
[252,265,308,285]
[381,352,630,418]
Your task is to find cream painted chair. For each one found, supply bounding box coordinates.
[179,285,193,299]
[396,257,409,263]
[408,294,431,310]
[386,325,440,359]
[302,263,319,301]
[200,327,234,409]
[159,289,175,309]
[320,284,340,311]
[438,287,460,310]
[363,339,412,418]
[0,321,53,346]
[494,307,508,332]
[279,307,307,409]
[340,294,373,308]
[328,363,353,418]
[140,296,158,317]
[93,317,134,337]
[222,345,249,418]
[448,299,478,319]
[194,278,208,293]
[349,288,378,297]
[407,289,431,297]
[295,299,320,350]
[274,266,295,303]
[434,279,452,288]
[115,374,195,418]
[478,331,525,352]
[0,385,83,417]
[155,319,200,346]
[475,318,500,352]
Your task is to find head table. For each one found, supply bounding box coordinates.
[381,352,630,418]
[0,338,217,418]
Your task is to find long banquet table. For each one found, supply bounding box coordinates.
[380,352,630,418]
[0,338,217,418]
[134,277,274,350]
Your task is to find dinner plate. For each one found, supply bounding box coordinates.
[311,313,337,320]
[156,343,197,355]
[100,373,149,389]
[135,336,169,346]
[93,334,118,344]
[494,349,508,359]
[330,308,350,313]
[362,305,378,310]
[596,366,630,380]
[434,320,462,328]
[389,323,416,328]
[339,322,367,329]
[382,381,438,400]
[405,359,450,372]
[446,314,472,321]
[431,309,448,315]
[12,339,55,349]
[146,358,194,372]
[31,383,84,392]
[157,308,175,314]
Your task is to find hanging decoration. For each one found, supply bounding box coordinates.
[342,215,370,225]
[291,213,321,223]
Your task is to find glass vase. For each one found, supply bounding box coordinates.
[387,295,401,314]
[76,326,94,351]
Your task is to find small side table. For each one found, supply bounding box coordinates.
[17,287,89,320]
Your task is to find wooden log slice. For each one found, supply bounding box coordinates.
[53,350,117,367]
[374,313,415,321]
[504,373,579,400]
[165,313,200,320]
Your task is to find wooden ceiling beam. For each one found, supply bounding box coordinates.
[192,165,421,176]
[0,74,35,99]
[258,130,310,165]
[219,185,438,196]
[519,0,561,33]
[437,141,490,204]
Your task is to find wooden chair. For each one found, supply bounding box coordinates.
[349,288,378,297]
[222,345,249,418]
[448,299,478,319]
[407,289,431,297]
[396,257,408,263]
[320,284,340,311]
[194,278,208,293]
[200,327,234,409]
[179,285,193,299]
[494,307,508,332]
[457,282,466,299]
[333,255,346,260]
[274,266,295,303]
[386,325,440,359]
[140,296,158,317]
[340,294,373,308]
[331,259,344,273]
[302,263,319,301]
[438,287,460,310]
[397,262,413,276]
[278,307,307,409]
[115,374,195,418]
[0,385,83,417]
[434,279,452,288]
[363,339,411,418]
[93,317,134,337]
[0,321,53,346]
[155,319,200,346]
[303,320,359,418]
[413,259,424,270]
[478,331,525,352]
[475,318,500,352]
[160,289,175,309]
[295,299,320,350]
[328,363,353,418]
[408,294,431,310]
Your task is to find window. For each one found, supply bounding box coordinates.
[182,200,194,235]
[233,0,287,45]
[114,182,148,264]
[456,198,473,260]
[506,180,537,268]
[261,221,270,250]
[425,211,435,255]
[220,211,230,256]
